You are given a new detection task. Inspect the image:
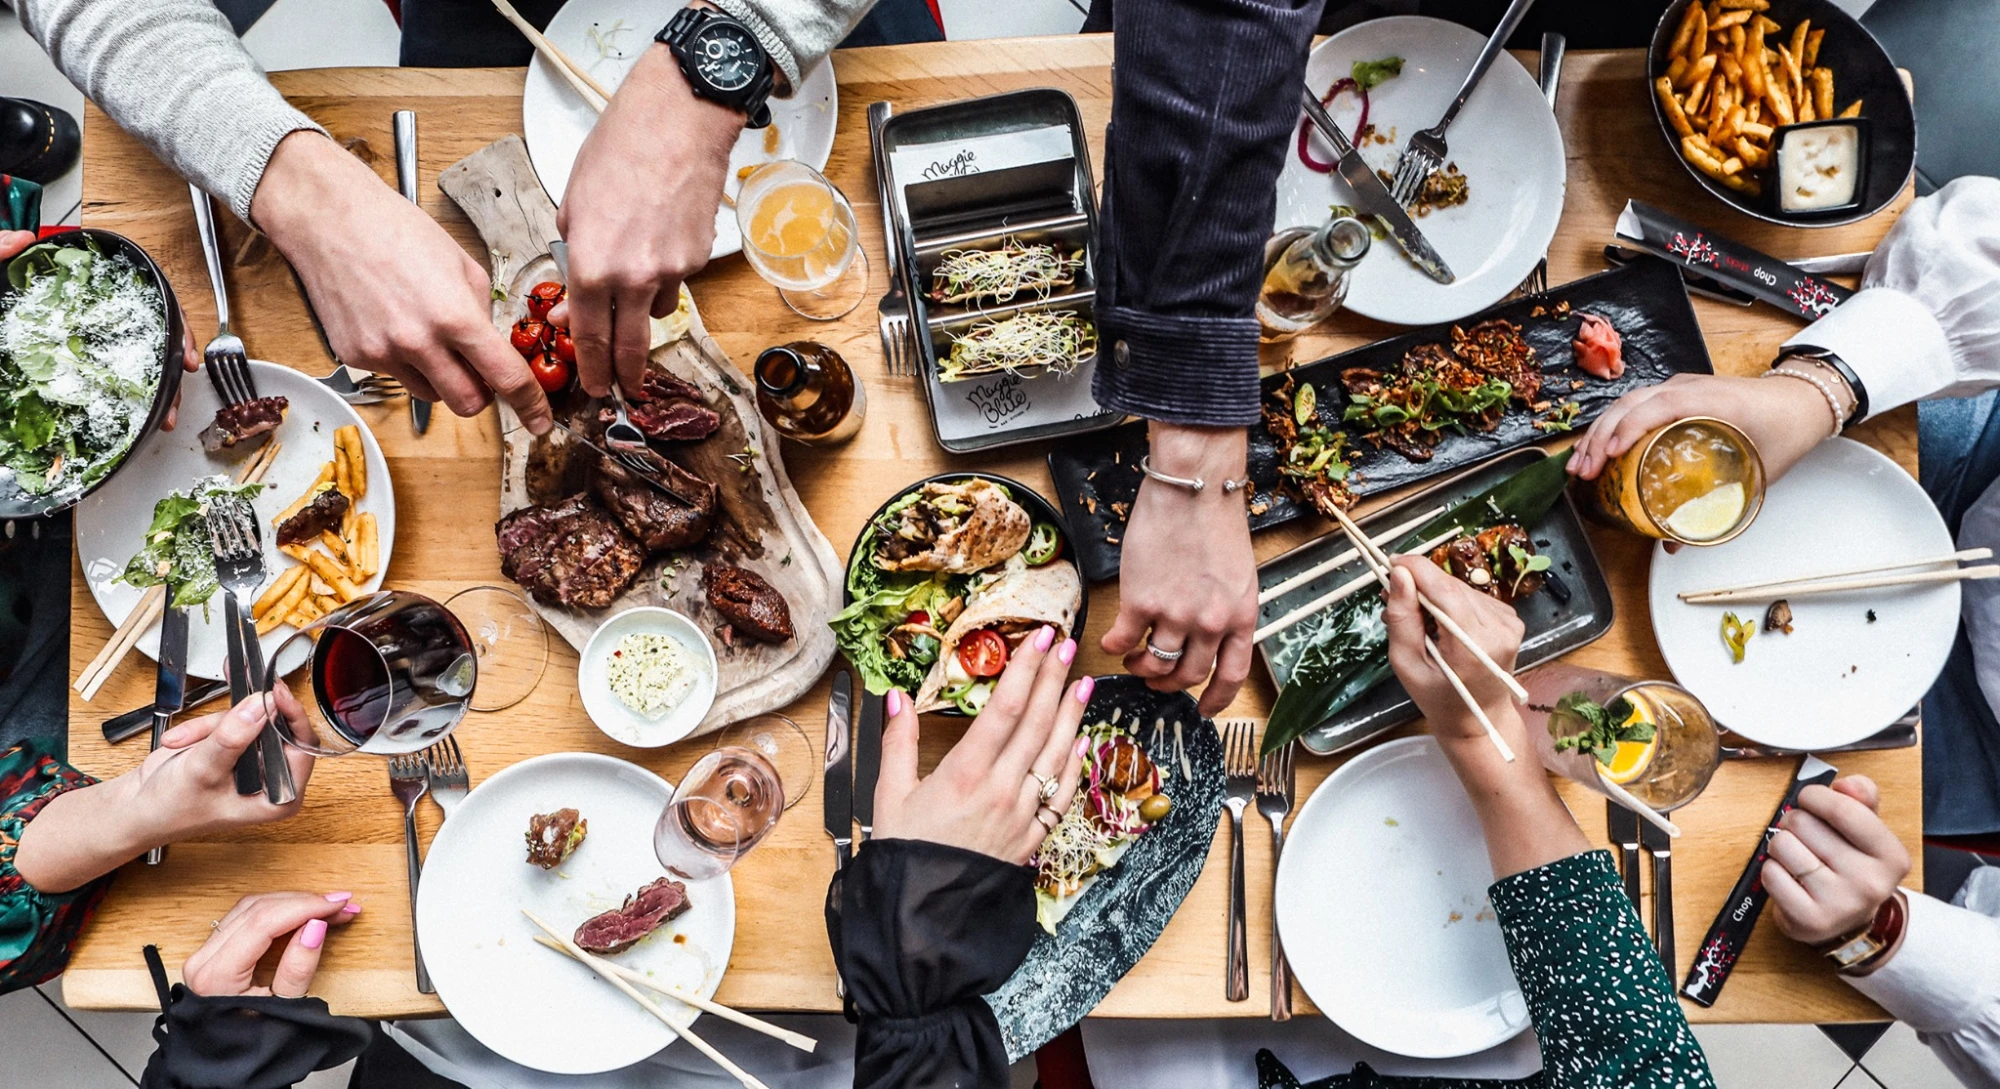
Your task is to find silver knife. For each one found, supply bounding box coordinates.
[853,691,882,841]
[1607,800,1642,910]
[224,587,264,797]
[822,670,854,998]
[545,416,687,503]
[240,607,296,805]
[1641,816,1675,973]
[1298,85,1455,285]
[394,109,432,435]
[145,607,189,865]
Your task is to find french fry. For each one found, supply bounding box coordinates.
[301,548,360,603]
[1763,72,1795,125]
[309,575,332,596]
[1676,51,1717,91]
[256,609,292,636]
[1742,23,1767,95]
[1804,27,1824,69]
[1787,20,1809,67]
[273,471,336,528]
[334,441,352,499]
[1666,55,1690,87]
[1732,136,1766,168]
[341,504,357,544]
[1812,68,1834,122]
[1741,120,1774,139]
[1682,135,1730,176]
[357,513,379,579]
[1687,6,1708,60]
[1839,98,1862,118]
[1670,2,1702,56]
[1685,74,1712,116]
[1717,0,1768,9]
[319,530,356,575]
[1755,13,1780,33]
[253,566,307,619]
[1719,155,1744,176]
[1712,8,1750,29]
[262,572,311,630]
[280,543,311,564]
[1656,77,1696,138]
[336,426,366,500]
[1728,24,1746,61]
[1720,172,1762,197]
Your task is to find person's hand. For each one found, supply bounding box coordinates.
[133,693,317,840]
[0,230,200,428]
[556,44,742,398]
[1764,776,1911,948]
[873,626,1092,864]
[1568,373,1830,484]
[182,891,361,999]
[1103,424,1259,716]
[251,131,552,434]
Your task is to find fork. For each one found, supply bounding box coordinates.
[207,498,295,805]
[425,735,470,821]
[1221,720,1257,1002]
[312,362,407,405]
[868,101,916,379]
[190,184,258,407]
[1388,0,1540,207]
[1255,740,1297,1020]
[1516,33,1567,298]
[389,751,435,993]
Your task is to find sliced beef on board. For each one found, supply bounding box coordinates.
[495,494,646,609]
[620,367,721,442]
[574,877,691,954]
[705,564,794,644]
[591,456,718,555]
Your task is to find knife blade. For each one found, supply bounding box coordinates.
[394,109,432,435]
[106,679,229,744]
[224,590,263,796]
[145,607,189,865]
[239,607,296,806]
[1607,800,1642,911]
[1641,815,1675,973]
[853,690,882,840]
[545,416,687,502]
[1299,85,1455,285]
[823,671,854,864]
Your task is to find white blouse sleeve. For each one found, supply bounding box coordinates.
[1783,176,2000,418]
[1844,883,2000,1089]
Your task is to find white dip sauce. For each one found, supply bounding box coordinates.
[1778,124,1860,212]
[605,631,699,720]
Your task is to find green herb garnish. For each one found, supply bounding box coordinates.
[1548,691,1656,768]
[1351,56,1406,91]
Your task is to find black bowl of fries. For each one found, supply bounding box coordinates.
[1647,0,1915,227]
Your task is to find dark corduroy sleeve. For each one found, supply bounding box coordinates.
[1091,0,1325,427]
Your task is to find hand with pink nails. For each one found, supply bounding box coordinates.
[872,625,1095,864]
[182,891,362,999]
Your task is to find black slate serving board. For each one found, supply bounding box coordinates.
[1047,256,1709,582]
[984,676,1223,1060]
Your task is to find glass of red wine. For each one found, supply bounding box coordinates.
[653,747,784,880]
[261,590,477,756]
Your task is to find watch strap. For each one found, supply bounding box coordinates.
[1823,891,1905,974]
[1775,345,1870,427]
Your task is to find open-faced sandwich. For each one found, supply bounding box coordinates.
[1033,719,1172,934]
[832,478,1079,714]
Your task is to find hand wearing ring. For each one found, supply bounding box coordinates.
[1145,640,1185,664]
[181,891,362,1001]
[1762,777,1913,950]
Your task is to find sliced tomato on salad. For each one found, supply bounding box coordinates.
[956,629,1009,678]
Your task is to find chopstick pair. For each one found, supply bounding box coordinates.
[75,438,282,701]
[1257,505,1447,606]
[490,0,612,112]
[1253,527,1462,643]
[1678,547,1996,604]
[521,910,813,1089]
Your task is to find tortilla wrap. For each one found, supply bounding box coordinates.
[873,480,1031,574]
[915,562,1084,711]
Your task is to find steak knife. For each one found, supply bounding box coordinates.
[240,607,296,805]
[1641,815,1675,974]
[1298,85,1456,285]
[145,607,189,865]
[823,670,854,998]
[224,590,264,796]
[853,691,882,841]
[1607,800,1642,910]
[105,679,228,744]
[394,109,432,435]
[545,417,686,502]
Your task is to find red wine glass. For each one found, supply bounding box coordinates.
[261,589,476,756]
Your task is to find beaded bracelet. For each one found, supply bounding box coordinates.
[1766,366,1847,438]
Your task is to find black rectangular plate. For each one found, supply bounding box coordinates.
[1255,449,1614,755]
[1047,255,1709,582]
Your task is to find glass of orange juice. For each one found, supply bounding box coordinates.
[735,160,869,320]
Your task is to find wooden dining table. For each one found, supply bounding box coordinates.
[64,36,1922,1027]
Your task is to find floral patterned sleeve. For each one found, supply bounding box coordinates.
[0,740,110,995]
[1488,850,1714,1089]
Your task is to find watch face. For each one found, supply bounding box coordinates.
[691,24,760,93]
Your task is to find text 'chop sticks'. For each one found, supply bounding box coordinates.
[1327,506,1532,706]
[490,0,611,111]
[1681,562,1999,604]
[530,935,817,1053]
[1254,529,1464,643]
[522,911,773,1089]
[1257,505,1448,606]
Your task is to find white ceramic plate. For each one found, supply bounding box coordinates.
[579,606,719,748]
[1649,438,1958,750]
[418,752,735,1075]
[74,361,395,682]
[521,0,839,261]
[1276,16,1565,326]
[1275,736,1528,1058]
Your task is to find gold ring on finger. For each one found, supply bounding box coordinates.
[1036,805,1062,829]
[1790,859,1825,879]
[1028,772,1059,804]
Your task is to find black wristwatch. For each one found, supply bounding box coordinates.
[657,6,774,129]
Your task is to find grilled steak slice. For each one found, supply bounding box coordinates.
[574,877,690,954]
[640,369,704,404]
[524,808,587,869]
[495,494,645,609]
[276,486,350,546]
[628,399,721,442]
[591,457,717,554]
[200,395,289,452]
[705,564,794,644]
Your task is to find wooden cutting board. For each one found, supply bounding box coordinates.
[439,135,842,736]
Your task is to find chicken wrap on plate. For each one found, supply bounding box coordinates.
[915,559,1083,714]
[871,479,1030,575]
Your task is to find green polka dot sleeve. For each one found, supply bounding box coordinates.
[1489,851,1715,1089]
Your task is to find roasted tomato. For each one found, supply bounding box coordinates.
[528,350,571,394]
[955,629,1008,678]
[550,328,577,365]
[526,281,566,321]
[907,610,930,627]
[511,318,550,359]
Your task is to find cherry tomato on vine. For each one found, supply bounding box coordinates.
[528,350,571,394]
[550,328,576,365]
[510,318,549,359]
[526,281,566,321]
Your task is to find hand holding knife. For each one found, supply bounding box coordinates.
[393,110,432,435]
[1297,85,1456,285]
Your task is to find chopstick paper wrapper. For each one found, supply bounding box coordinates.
[1680,755,1838,1007]
[1614,200,1854,321]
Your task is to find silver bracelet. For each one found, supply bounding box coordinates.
[1138,455,1250,495]
[1766,366,1845,438]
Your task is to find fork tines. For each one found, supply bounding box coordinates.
[206,497,260,560]
[1223,720,1258,779]
[388,751,428,778]
[1256,741,1295,796]
[1389,148,1440,208]
[205,348,259,407]
[424,736,468,784]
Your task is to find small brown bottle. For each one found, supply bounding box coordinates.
[755,341,866,444]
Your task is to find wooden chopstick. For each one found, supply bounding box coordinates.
[76,438,282,700]
[1254,529,1463,643]
[1328,506,1533,706]
[1677,547,1995,602]
[530,935,816,1053]
[1683,564,2000,604]
[490,0,611,111]
[523,911,772,1089]
[1257,505,1448,606]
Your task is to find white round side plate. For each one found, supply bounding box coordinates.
[417,752,735,1075]
[579,606,720,748]
[74,361,396,682]
[1275,736,1528,1058]
[521,0,839,261]
[1650,438,1958,750]
[1276,16,1566,326]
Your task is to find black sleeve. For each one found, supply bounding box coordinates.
[138,984,373,1089]
[1091,0,1327,427]
[826,838,1039,1089]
